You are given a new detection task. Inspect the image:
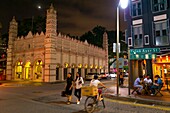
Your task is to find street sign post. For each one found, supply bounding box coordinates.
[130,48,160,54]
[130,48,160,60]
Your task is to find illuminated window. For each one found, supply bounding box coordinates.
[133,25,143,48]
[154,20,169,46]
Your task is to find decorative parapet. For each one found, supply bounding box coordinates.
[35,33,39,37]
[40,31,45,36]
[26,31,33,38]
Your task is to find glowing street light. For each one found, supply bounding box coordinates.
[120,0,129,9]
[116,0,129,96]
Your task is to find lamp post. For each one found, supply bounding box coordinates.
[116,0,128,96]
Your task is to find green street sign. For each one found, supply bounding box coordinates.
[130,53,156,60]
[130,48,160,54]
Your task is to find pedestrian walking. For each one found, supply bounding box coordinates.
[119,72,124,86]
[65,73,74,105]
[74,72,84,104]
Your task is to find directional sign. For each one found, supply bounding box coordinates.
[130,48,160,54]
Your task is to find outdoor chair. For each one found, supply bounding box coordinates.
[154,83,163,96]
[131,87,138,94]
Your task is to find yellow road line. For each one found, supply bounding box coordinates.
[105,98,170,111]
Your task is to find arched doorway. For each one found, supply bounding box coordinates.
[25,62,31,79]
[84,64,88,77]
[90,65,93,73]
[64,63,69,80]
[34,60,43,80]
[56,63,60,80]
[15,61,23,79]
[78,63,82,76]
[71,64,76,79]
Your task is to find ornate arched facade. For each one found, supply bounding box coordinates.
[6,4,108,82]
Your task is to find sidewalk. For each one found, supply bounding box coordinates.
[1,80,170,107]
[105,86,170,107]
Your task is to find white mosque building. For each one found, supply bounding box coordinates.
[6,4,109,82]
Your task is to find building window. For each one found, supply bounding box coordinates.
[133,25,143,48]
[154,20,169,46]
[132,0,142,17]
[152,0,167,12]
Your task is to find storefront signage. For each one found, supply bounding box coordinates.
[130,54,156,60]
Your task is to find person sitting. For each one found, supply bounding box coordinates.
[133,75,143,95]
[144,75,152,85]
[150,75,162,96]
[143,75,152,94]
[90,75,107,101]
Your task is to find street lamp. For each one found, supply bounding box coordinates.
[116,0,128,96]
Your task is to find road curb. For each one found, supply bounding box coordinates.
[0,80,66,87]
[104,94,170,107]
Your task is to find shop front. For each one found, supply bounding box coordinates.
[153,55,170,87]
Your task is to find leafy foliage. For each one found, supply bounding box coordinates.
[79,26,127,58]
[79,26,105,48]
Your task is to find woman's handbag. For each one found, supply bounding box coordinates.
[61,91,66,97]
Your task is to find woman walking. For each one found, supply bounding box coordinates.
[65,73,74,105]
[74,72,84,104]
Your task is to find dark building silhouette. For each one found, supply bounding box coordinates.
[125,0,170,85]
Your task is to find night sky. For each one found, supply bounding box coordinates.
[0,0,126,36]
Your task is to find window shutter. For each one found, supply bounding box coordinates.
[125,29,128,43]
[128,37,132,47]
[144,35,149,45]
[131,25,134,46]
[167,19,170,43]
[152,22,155,45]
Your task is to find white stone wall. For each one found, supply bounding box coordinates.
[6,5,108,82]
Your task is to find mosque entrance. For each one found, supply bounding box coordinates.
[34,60,43,80]
[25,62,31,79]
[15,61,23,79]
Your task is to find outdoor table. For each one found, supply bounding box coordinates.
[143,83,152,95]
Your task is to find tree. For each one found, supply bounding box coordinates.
[80,31,95,44]
[80,26,106,47]
[92,26,106,47]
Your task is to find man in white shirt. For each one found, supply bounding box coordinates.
[144,75,152,84]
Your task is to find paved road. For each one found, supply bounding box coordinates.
[0,79,170,113]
